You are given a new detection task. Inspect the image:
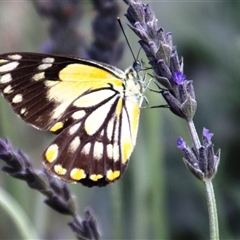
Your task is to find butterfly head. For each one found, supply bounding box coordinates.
[123,60,147,105]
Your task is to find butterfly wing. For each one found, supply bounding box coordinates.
[0,52,141,186]
[43,91,140,187]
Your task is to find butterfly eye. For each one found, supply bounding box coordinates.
[133,60,142,72]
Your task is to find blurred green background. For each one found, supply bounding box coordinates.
[0,1,240,239]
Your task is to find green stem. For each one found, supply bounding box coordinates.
[187,120,201,149]
[0,187,39,239]
[187,120,219,239]
[204,179,219,240]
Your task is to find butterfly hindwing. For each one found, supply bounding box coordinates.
[0,52,143,186]
[43,97,127,186]
[43,87,126,186]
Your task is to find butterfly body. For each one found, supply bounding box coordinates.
[0,52,146,187]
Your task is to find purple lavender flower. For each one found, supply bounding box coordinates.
[173,71,186,85]
[177,128,220,180]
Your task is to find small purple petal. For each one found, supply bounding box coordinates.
[203,128,214,141]
[177,137,186,150]
[173,71,186,85]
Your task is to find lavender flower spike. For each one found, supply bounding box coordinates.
[177,128,220,180]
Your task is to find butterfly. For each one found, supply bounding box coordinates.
[0,52,147,187]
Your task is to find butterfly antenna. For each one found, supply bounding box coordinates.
[117,17,137,62]
[136,47,142,60]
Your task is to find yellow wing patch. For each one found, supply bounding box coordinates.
[50,122,64,132]
[107,170,121,181]
[45,144,59,163]
[70,168,86,181]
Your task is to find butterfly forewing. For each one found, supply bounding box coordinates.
[0,52,144,187]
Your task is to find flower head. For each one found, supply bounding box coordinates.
[177,128,220,180]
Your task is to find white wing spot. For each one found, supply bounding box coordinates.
[0,59,9,64]
[85,97,116,136]
[0,73,12,84]
[44,80,58,87]
[107,118,114,141]
[73,89,115,108]
[3,85,13,94]
[38,63,52,70]
[20,108,27,115]
[82,142,91,156]
[100,129,104,137]
[68,123,81,135]
[107,143,119,161]
[32,72,45,81]
[107,143,120,162]
[0,62,19,73]
[107,144,113,159]
[8,54,22,60]
[113,112,120,143]
[71,110,85,120]
[69,136,81,152]
[112,143,120,162]
[42,57,55,63]
[12,94,23,103]
[94,141,103,160]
